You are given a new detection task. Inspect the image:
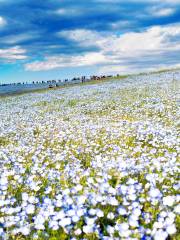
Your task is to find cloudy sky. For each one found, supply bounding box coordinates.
[0,0,180,83]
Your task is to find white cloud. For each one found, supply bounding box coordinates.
[58,29,103,47]
[0,32,39,44]
[163,0,180,4]
[0,46,27,61]
[149,7,175,17]
[25,24,180,73]
[58,24,180,55]
[156,8,175,16]
[25,52,107,71]
[0,16,6,27]
[110,20,132,30]
[98,63,180,75]
[56,8,81,16]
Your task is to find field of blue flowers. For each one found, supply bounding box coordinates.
[0,71,179,239]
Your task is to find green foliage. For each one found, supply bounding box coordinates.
[0,136,10,146]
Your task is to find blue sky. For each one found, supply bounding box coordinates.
[0,0,180,83]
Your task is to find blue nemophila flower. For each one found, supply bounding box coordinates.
[96,209,104,218]
[72,215,80,223]
[83,224,94,234]
[108,197,119,206]
[117,206,127,216]
[163,196,175,207]
[107,212,115,220]
[0,71,179,239]
[59,217,71,227]
[25,204,35,214]
[74,228,82,235]
[153,229,168,240]
[153,221,163,229]
[77,195,86,205]
[166,224,176,235]
[88,208,96,216]
[149,188,162,199]
[85,217,96,225]
[106,225,115,235]
[116,222,130,237]
[19,226,30,236]
[132,208,141,217]
[174,205,180,214]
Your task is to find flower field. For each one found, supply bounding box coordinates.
[0,71,179,239]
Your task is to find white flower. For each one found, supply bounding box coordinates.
[25,204,35,214]
[76,209,84,217]
[118,207,127,215]
[34,224,45,230]
[168,212,175,220]
[55,200,62,207]
[67,209,76,217]
[96,209,104,218]
[129,218,139,227]
[107,225,114,235]
[0,177,8,186]
[119,185,127,194]
[132,201,140,208]
[153,221,163,229]
[154,229,168,240]
[49,220,59,228]
[66,197,73,205]
[20,226,30,236]
[0,227,4,235]
[145,183,150,189]
[72,215,80,223]
[149,188,161,198]
[22,193,29,202]
[173,183,179,190]
[88,208,96,216]
[77,195,86,205]
[159,211,167,218]
[96,195,103,202]
[52,225,59,230]
[63,189,70,195]
[163,196,175,207]
[132,208,141,216]
[174,205,180,214]
[107,212,115,220]
[164,217,174,226]
[129,194,136,201]
[118,223,129,232]
[75,184,83,191]
[0,200,5,207]
[109,197,118,206]
[59,217,71,227]
[55,210,65,220]
[33,185,40,191]
[83,225,94,234]
[115,223,131,238]
[28,196,36,204]
[74,228,82,235]
[34,215,45,225]
[166,224,176,235]
[108,187,116,195]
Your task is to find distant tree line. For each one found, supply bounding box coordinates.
[0,74,117,87]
